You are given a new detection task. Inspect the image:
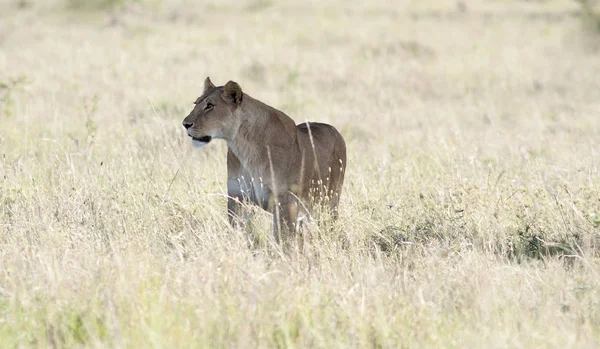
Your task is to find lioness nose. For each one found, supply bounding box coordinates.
[182,121,193,129]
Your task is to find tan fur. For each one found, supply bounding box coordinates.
[183,77,347,240]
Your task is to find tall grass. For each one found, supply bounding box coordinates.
[66,0,139,10]
[0,0,599,347]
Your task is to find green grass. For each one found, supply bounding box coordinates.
[0,0,600,347]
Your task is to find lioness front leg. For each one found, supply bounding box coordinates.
[227,194,246,229]
[272,195,299,243]
[226,149,254,233]
[227,177,254,233]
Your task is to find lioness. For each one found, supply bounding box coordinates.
[182,77,346,240]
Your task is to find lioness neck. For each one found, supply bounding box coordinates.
[227,94,298,179]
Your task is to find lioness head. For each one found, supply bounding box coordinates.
[182,77,243,148]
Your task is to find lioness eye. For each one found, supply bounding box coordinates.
[205,103,214,110]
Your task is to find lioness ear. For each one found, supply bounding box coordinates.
[222,81,243,105]
[204,77,216,93]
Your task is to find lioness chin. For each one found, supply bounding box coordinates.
[182,77,346,242]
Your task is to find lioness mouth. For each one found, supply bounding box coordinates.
[192,136,212,143]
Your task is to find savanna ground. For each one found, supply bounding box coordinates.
[1,0,600,347]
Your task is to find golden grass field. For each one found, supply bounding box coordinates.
[1,0,600,347]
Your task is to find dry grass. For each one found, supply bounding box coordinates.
[1,0,600,347]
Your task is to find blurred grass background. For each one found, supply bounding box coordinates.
[1,0,600,347]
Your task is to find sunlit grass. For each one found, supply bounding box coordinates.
[0,0,599,347]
